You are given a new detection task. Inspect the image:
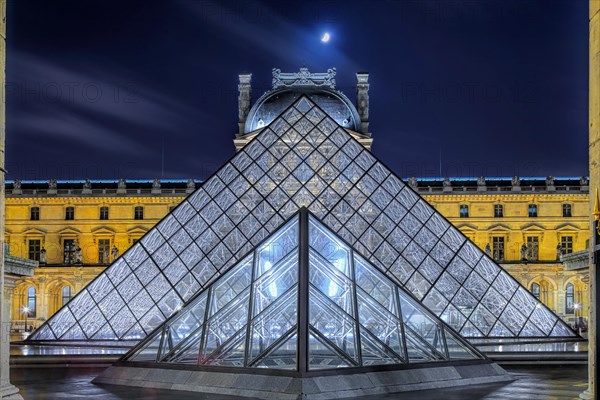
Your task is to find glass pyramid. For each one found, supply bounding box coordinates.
[28,95,576,343]
[124,209,482,370]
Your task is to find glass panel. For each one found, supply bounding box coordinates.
[248,290,297,362]
[354,254,397,316]
[253,251,298,316]
[255,216,299,277]
[309,286,358,363]
[356,289,404,358]
[445,328,479,359]
[309,250,354,316]
[359,326,403,365]
[253,332,297,370]
[308,331,352,370]
[130,332,162,362]
[208,255,253,318]
[399,292,444,356]
[308,216,351,276]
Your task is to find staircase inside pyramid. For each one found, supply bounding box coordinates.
[28,95,576,344]
[125,209,482,370]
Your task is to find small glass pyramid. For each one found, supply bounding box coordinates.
[29,95,576,343]
[125,209,482,370]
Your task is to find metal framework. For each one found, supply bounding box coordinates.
[124,209,483,372]
[28,95,576,344]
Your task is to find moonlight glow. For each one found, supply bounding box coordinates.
[321,32,330,43]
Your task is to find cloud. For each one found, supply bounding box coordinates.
[7,51,202,155]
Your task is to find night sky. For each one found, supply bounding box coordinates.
[6,0,588,181]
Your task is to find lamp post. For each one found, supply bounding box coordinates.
[574,303,581,333]
[21,306,30,333]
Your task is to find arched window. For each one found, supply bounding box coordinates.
[565,283,575,314]
[530,282,540,300]
[61,286,72,306]
[26,286,36,317]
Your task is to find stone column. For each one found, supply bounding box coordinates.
[356,72,369,135]
[0,0,22,397]
[583,1,600,398]
[238,74,252,135]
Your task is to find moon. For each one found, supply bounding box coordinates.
[321,32,330,43]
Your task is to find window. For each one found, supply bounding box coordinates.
[99,206,109,220]
[98,239,110,264]
[459,204,469,218]
[27,286,36,317]
[561,236,573,254]
[562,204,572,217]
[494,204,503,218]
[64,239,77,264]
[526,236,539,261]
[30,207,39,221]
[531,282,540,300]
[492,236,504,261]
[28,239,41,261]
[565,283,575,314]
[528,204,538,217]
[65,206,75,220]
[61,286,72,306]
[134,206,144,220]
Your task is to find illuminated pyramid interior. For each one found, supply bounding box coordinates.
[29,82,576,347]
[94,209,511,399]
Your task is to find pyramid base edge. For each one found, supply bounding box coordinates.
[92,362,513,399]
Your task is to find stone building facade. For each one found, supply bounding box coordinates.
[6,177,589,329]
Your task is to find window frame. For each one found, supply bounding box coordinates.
[30,206,40,221]
[459,204,469,218]
[99,206,109,220]
[65,206,75,220]
[134,206,144,220]
[562,204,572,218]
[26,286,36,318]
[565,283,575,314]
[61,285,72,306]
[491,236,505,261]
[528,204,538,217]
[28,239,41,261]
[493,204,504,218]
[531,282,541,300]
[561,235,574,254]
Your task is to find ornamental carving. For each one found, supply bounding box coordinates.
[272,67,336,89]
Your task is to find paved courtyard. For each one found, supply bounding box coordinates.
[10,365,588,399]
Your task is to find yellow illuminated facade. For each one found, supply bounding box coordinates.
[7,177,590,330]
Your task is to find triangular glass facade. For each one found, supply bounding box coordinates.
[29,95,576,343]
[124,209,482,370]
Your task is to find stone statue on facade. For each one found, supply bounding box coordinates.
[545,176,554,186]
[83,179,92,189]
[187,178,196,192]
[40,248,46,264]
[112,246,119,261]
[520,243,528,261]
[512,176,520,186]
[477,176,486,186]
[13,179,21,189]
[75,245,83,264]
[48,179,57,190]
[152,179,161,189]
[408,177,418,189]
[556,243,564,260]
[443,178,451,187]
[580,176,589,186]
[485,243,491,256]
[118,178,126,189]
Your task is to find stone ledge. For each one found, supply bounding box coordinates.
[93,362,513,400]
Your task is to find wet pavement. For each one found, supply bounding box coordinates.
[11,365,588,399]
